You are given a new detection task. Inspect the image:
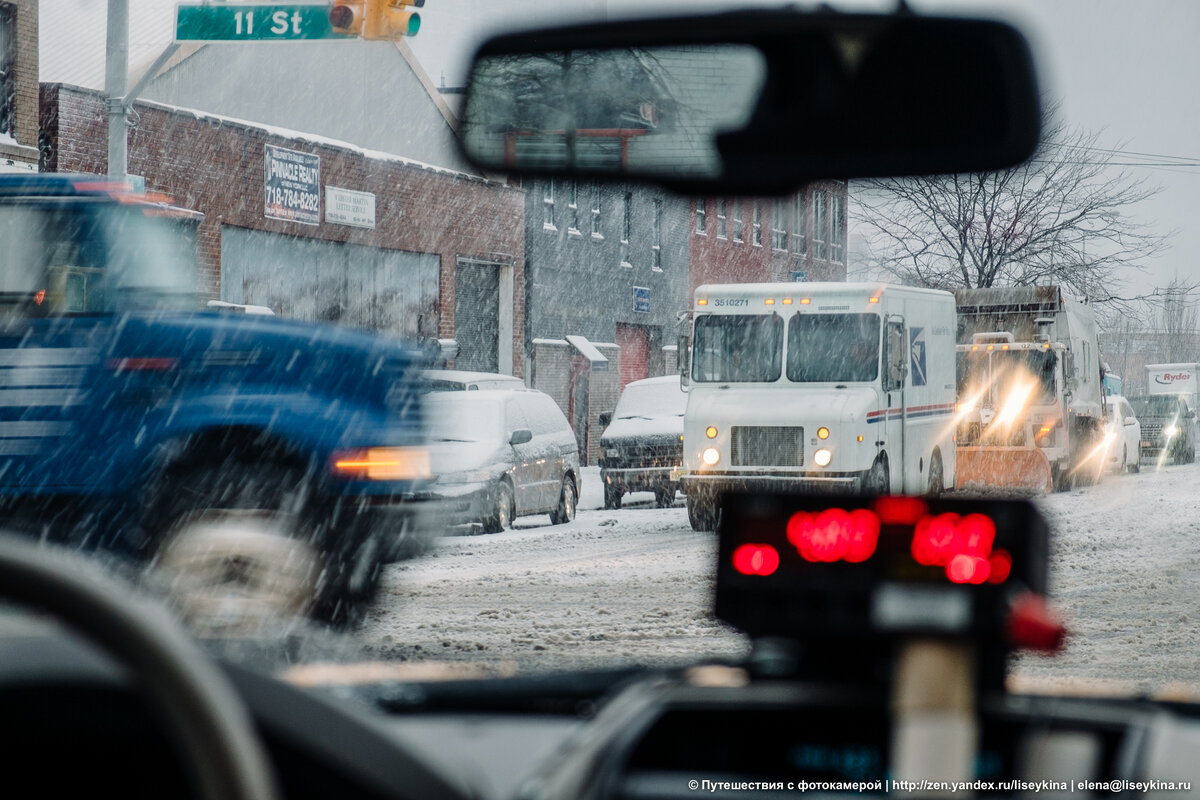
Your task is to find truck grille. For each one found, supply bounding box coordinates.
[731,426,804,467]
[613,441,681,468]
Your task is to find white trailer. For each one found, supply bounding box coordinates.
[1145,363,1200,406]
[1144,362,1200,456]
[677,282,957,531]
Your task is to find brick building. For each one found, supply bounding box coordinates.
[689,182,849,294]
[0,0,38,172]
[524,179,690,464]
[39,84,525,369]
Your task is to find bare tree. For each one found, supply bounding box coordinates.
[855,107,1170,301]
[1154,278,1200,363]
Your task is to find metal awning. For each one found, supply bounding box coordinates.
[566,334,609,371]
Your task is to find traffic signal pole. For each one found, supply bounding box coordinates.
[105,0,129,180]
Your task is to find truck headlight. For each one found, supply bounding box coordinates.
[1165,425,1179,438]
[702,447,721,466]
[817,426,830,440]
[331,447,432,480]
[813,448,833,467]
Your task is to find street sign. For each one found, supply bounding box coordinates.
[175,4,352,42]
[634,286,651,313]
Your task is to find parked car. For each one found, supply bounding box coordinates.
[422,369,526,392]
[598,375,687,509]
[427,389,580,531]
[1130,393,1196,465]
[1103,394,1141,473]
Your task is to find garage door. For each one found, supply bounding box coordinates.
[220,226,439,338]
[616,324,650,390]
[455,257,501,373]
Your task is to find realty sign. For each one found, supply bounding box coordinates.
[264,145,320,225]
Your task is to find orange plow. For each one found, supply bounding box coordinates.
[955,446,1054,495]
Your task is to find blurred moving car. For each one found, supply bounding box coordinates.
[1130,393,1196,465]
[1103,395,1141,473]
[598,376,686,509]
[427,389,580,531]
[422,369,526,392]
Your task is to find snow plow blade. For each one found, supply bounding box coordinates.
[955,446,1054,494]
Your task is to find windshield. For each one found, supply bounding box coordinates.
[957,349,1058,407]
[1130,395,1188,417]
[11,0,1200,721]
[614,379,687,418]
[0,203,198,313]
[786,313,879,382]
[426,394,504,442]
[691,313,783,382]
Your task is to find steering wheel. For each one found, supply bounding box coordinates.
[0,535,280,800]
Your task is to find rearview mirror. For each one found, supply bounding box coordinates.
[461,11,1041,193]
[510,428,533,445]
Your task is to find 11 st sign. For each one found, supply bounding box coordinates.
[175,4,351,41]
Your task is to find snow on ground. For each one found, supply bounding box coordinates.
[361,464,1200,692]
[1014,463,1200,694]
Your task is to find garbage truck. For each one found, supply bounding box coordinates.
[954,285,1105,492]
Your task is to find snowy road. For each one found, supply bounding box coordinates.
[362,465,1200,692]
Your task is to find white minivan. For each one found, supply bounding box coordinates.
[426,389,581,531]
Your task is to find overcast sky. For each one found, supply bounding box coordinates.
[410,0,1200,295]
[40,2,1200,296]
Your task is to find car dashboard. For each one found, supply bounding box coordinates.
[4,620,1200,800]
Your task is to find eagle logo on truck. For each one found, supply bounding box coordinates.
[909,327,927,387]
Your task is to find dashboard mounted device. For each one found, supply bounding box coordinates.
[714,492,1054,685]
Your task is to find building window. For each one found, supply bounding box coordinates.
[621,191,632,267]
[732,201,743,242]
[568,180,580,233]
[543,180,555,229]
[591,185,602,238]
[752,202,762,247]
[772,202,787,251]
[0,6,13,139]
[716,199,727,239]
[696,199,707,234]
[652,198,663,271]
[829,192,846,263]
[792,193,807,255]
[813,190,828,260]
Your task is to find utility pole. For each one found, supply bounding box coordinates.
[105,0,129,180]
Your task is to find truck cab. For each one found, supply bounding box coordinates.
[678,282,957,530]
[0,174,434,626]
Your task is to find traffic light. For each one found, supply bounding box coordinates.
[364,0,422,39]
[329,0,365,36]
[331,0,422,39]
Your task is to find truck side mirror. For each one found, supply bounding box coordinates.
[678,333,691,388]
[509,428,533,445]
[599,411,612,427]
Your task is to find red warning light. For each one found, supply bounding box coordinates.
[947,553,991,584]
[732,544,780,576]
[786,508,879,564]
[911,512,961,566]
[987,550,1012,584]
[910,512,1006,584]
[873,495,927,525]
[957,513,996,557]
